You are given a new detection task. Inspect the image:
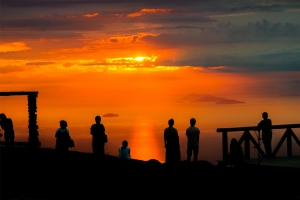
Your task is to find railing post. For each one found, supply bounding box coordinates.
[287,128,292,156]
[244,130,250,159]
[27,94,39,142]
[222,131,228,160]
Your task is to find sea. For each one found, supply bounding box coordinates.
[1,95,300,165]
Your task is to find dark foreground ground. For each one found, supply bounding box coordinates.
[1,147,300,200]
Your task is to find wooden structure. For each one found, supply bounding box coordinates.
[0,91,40,146]
[217,124,300,160]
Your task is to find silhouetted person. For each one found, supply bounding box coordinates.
[228,138,244,167]
[258,112,273,157]
[55,120,71,152]
[118,140,131,160]
[90,115,107,157]
[0,113,15,146]
[164,118,180,164]
[186,118,200,163]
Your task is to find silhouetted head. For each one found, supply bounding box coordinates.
[95,115,101,123]
[0,113,7,126]
[190,118,196,126]
[122,140,128,147]
[168,118,174,127]
[262,112,268,120]
[59,120,68,129]
[231,138,238,145]
[0,113,7,121]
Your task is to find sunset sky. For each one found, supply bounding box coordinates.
[1,0,299,91]
[1,0,300,162]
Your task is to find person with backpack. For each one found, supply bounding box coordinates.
[55,120,72,152]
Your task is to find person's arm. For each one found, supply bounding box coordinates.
[197,129,200,144]
[66,129,71,139]
[164,129,167,148]
[257,121,262,133]
[90,125,93,135]
[176,129,180,146]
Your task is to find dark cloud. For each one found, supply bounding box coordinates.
[216,99,245,104]
[0,31,84,40]
[1,16,105,31]
[246,80,300,96]
[25,62,55,66]
[141,19,300,46]
[181,93,246,104]
[0,66,37,74]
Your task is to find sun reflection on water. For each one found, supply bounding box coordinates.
[130,122,163,162]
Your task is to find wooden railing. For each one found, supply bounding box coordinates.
[217,124,300,160]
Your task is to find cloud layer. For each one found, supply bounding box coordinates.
[1,0,300,72]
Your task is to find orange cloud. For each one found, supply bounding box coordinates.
[82,13,99,18]
[0,42,31,52]
[141,8,172,14]
[127,8,172,17]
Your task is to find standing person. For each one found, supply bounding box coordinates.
[90,115,107,157]
[0,113,15,146]
[258,112,273,157]
[118,140,131,160]
[164,118,180,164]
[55,120,71,152]
[186,118,200,163]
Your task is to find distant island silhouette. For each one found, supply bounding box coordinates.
[103,113,119,117]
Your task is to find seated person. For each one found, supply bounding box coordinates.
[118,140,130,160]
[228,138,244,167]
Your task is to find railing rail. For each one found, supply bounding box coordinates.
[217,124,300,160]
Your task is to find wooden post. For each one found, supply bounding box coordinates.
[244,130,250,159]
[287,128,292,156]
[222,131,228,160]
[27,94,39,142]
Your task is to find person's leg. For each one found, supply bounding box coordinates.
[266,136,272,157]
[4,134,9,146]
[192,145,199,162]
[262,137,271,157]
[9,134,14,147]
[100,143,105,156]
[187,146,192,162]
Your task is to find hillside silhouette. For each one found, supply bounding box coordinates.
[1,147,300,200]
